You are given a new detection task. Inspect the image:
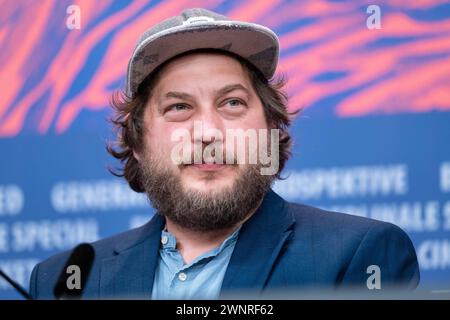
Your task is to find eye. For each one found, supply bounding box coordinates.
[165,104,190,113]
[224,99,245,108]
[162,103,193,122]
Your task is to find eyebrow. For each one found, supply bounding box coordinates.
[159,83,251,105]
[163,91,193,102]
[216,84,250,99]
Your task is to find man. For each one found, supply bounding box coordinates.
[29,8,419,299]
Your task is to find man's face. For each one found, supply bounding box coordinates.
[135,52,275,231]
[140,52,269,194]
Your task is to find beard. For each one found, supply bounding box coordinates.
[139,152,275,232]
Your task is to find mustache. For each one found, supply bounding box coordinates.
[180,149,237,165]
[174,143,239,165]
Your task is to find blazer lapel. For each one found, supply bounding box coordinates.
[99,214,164,299]
[220,189,295,296]
[98,189,294,298]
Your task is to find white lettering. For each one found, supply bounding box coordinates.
[0,224,8,253]
[51,180,147,213]
[66,5,81,30]
[0,185,24,216]
[273,165,408,201]
[440,162,450,193]
[418,240,450,270]
[366,265,381,289]
[11,219,99,252]
[366,5,381,29]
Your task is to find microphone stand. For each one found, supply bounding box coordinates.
[0,269,32,300]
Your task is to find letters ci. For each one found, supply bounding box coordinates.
[366,265,381,290]
[66,265,81,290]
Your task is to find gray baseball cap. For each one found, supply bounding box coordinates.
[126,8,280,97]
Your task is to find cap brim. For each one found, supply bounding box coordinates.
[127,21,279,97]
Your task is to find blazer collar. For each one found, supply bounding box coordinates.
[220,189,295,296]
[113,214,165,254]
[99,189,294,298]
[100,213,164,299]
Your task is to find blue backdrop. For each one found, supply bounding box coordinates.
[1,0,449,298]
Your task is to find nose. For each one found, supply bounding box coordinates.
[192,107,225,145]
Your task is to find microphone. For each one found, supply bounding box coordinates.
[0,269,32,300]
[53,243,95,300]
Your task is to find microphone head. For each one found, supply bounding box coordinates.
[53,243,95,299]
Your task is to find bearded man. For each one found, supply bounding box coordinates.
[29,8,419,299]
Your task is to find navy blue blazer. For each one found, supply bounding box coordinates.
[29,189,419,299]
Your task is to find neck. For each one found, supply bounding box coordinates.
[165,199,262,264]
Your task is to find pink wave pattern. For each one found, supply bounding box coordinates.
[0,0,449,136]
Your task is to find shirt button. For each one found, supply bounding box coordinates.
[178,272,187,281]
[161,235,168,245]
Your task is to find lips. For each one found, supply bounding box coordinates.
[191,163,227,171]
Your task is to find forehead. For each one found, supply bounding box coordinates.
[151,52,253,93]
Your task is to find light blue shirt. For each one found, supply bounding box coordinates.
[151,227,240,300]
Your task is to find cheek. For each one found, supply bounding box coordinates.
[228,107,269,156]
[254,113,270,130]
[144,121,189,162]
[247,97,269,129]
[229,107,268,131]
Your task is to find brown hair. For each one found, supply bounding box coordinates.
[108,49,296,193]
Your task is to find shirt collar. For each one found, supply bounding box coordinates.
[160,226,241,258]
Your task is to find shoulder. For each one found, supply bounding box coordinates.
[38,221,149,268]
[286,201,410,242]
[29,222,151,299]
[281,201,419,288]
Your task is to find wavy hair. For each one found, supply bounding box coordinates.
[108,49,296,193]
